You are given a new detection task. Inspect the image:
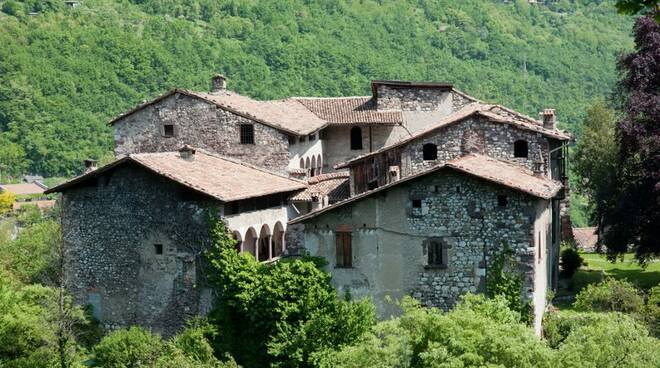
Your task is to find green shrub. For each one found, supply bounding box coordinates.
[486,245,532,323]
[644,286,660,337]
[1,1,23,16]
[560,247,583,278]
[555,312,660,367]
[544,310,620,348]
[92,327,165,367]
[574,278,644,314]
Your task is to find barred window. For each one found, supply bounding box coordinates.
[240,124,255,144]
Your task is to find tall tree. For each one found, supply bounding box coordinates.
[573,103,619,228]
[604,16,660,263]
[616,1,660,22]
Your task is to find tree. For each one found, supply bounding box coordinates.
[0,136,28,182]
[0,190,16,214]
[573,103,619,227]
[616,1,660,22]
[604,16,660,263]
[205,219,375,368]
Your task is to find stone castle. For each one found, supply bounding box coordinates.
[48,76,571,336]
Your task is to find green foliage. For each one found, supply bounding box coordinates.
[91,326,165,367]
[0,190,16,215]
[0,0,633,176]
[574,278,644,314]
[317,294,555,368]
[0,278,87,368]
[486,246,532,323]
[0,215,60,285]
[205,219,375,368]
[616,0,660,21]
[554,311,660,367]
[645,286,660,337]
[560,245,584,278]
[544,310,623,348]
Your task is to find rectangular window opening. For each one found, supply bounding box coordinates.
[412,199,422,208]
[240,124,255,144]
[497,195,508,207]
[163,124,174,137]
[335,231,352,268]
[154,244,163,255]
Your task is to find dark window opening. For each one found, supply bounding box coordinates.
[336,231,352,268]
[225,201,240,216]
[163,124,174,137]
[514,140,528,158]
[154,244,163,255]
[299,136,305,143]
[412,199,422,208]
[368,180,378,190]
[497,195,508,207]
[310,168,316,177]
[456,186,461,193]
[350,126,363,150]
[308,133,316,141]
[422,143,438,160]
[428,241,443,266]
[319,129,327,140]
[240,124,255,144]
[433,185,439,193]
[288,135,296,145]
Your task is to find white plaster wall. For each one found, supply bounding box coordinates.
[224,205,289,242]
[288,137,323,171]
[532,200,552,336]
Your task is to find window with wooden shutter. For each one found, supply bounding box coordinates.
[336,231,352,268]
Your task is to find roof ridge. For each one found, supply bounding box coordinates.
[292,96,372,100]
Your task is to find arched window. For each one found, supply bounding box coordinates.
[317,154,323,174]
[273,222,285,258]
[243,228,257,257]
[299,158,305,169]
[232,231,243,253]
[422,143,438,161]
[311,156,317,177]
[350,126,363,150]
[258,225,271,262]
[514,140,528,158]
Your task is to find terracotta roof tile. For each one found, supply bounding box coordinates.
[336,103,571,169]
[291,154,562,224]
[294,97,403,125]
[47,149,306,202]
[0,183,46,195]
[290,172,350,202]
[573,227,598,250]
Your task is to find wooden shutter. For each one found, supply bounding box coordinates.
[336,232,352,268]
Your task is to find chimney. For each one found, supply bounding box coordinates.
[539,108,556,129]
[210,74,226,93]
[84,159,97,174]
[179,145,196,161]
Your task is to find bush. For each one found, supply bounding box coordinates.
[92,327,165,367]
[1,1,23,16]
[0,191,16,215]
[560,247,583,278]
[544,310,621,348]
[316,295,555,368]
[555,312,660,367]
[644,286,660,337]
[574,278,644,314]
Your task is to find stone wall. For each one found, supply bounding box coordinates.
[60,164,218,336]
[349,116,552,195]
[375,86,473,112]
[113,93,290,174]
[301,170,548,319]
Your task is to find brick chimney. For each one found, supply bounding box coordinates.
[84,159,97,174]
[539,109,556,129]
[210,74,226,93]
[179,145,196,161]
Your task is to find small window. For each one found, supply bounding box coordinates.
[154,244,163,255]
[350,126,363,150]
[514,140,528,158]
[240,124,255,144]
[308,133,316,141]
[163,124,174,137]
[456,186,461,194]
[299,136,305,143]
[428,241,444,267]
[336,231,352,268]
[368,180,378,190]
[497,195,508,207]
[422,143,438,160]
[412,199,422,208]
[288,135,296,145]
[319,130,327,140]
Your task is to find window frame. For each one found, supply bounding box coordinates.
[514,140,529,158]
[163,124,175,138]
[240,124,255,145]
[422,143,438,161]
[425,238,450,269]
[335,231,353,268]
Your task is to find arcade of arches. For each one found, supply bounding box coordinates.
[232,221,286,262]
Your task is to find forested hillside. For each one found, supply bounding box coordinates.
[0,0,632,177]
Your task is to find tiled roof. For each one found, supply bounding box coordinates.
[336,103,571,169]
[46,148,306,202]
[573,227,598,250]
[290,154,562,224]
[290,172,350,202]
[189,90,328,135]
[0,183,46,195]
[294,97,403,125]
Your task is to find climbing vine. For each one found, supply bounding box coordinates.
[486,245,533,324]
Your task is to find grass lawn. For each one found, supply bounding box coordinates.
[553,252,660,309]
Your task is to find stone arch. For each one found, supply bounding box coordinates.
[258,224,271,262]
[273,222,285,258]
[243,227,257,257]
[232,231,243,253]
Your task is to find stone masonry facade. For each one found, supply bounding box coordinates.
[61,164,218,336]
[113,93,290,174]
